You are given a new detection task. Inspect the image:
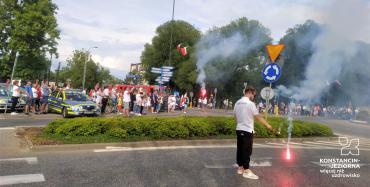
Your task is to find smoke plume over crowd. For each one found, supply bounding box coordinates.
[277,0,370,105]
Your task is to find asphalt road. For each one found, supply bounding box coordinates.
[1,140,369,187]
[1,111,369,186]
[298,117,370,138]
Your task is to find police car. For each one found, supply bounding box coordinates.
[47,89,100,118]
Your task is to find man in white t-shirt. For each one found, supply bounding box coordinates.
[122,89,131,117]
[10,80,21,115]
[234,86,276,180]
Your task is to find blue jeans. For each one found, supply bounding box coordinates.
[156,104,161,112]
[134,104,140,113]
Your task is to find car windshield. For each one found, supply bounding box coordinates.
[65,93,88,101]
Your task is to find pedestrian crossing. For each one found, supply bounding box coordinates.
[253,137,370,151]
[0,157,45,186]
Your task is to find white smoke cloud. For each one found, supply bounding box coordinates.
[279,0,370,102]
[196,27,269,88]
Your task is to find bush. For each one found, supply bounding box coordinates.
[44,116,333,143]
[107,128,127,139]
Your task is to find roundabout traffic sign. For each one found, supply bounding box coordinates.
[262,64,281,83]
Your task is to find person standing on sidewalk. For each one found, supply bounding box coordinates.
[40,80,50,114]
[234,86,276,180]
[10,80,21,115]
[122,88,131,117]
[24,81,33,115]
[101,86,109,114]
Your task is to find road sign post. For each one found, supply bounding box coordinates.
[151,66,174,92]
[262,44,285,119]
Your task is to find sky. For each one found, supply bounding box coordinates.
[53,0,370,79]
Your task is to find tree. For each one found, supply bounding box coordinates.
[278,20,320,87]
[59,50,117,90]
[141,20,201,91]
[201,17,272,103]
[0,0,60,81]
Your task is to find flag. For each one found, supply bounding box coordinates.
[181,47,187,56]
[177,43,182,52]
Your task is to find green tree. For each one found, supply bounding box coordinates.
[141,20,201,91]
[0,0,59,81]
[279,20,320,87]
[59,50,117,90]
[201,17,272,103]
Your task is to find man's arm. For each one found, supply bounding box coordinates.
[254,114,277,133]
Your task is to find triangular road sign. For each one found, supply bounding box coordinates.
[266,44,285,62]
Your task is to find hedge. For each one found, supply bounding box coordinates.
[42,116,333,143]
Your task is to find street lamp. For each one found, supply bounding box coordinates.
[82,46,98,90]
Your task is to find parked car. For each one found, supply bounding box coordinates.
[0,84,26,112]
[47,89,100,118]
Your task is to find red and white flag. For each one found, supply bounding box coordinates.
[177,43,182,52]
[181,47,187,56]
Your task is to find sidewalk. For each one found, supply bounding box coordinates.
[0,127,29,156]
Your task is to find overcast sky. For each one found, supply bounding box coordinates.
[53,0,370,79]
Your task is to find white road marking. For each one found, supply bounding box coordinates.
[0,174,45,186]
[0,127,15,130]
[302,141,339,146]
[95,141,370,153]
[205,161,272,168]
[0,157,38,165]
[206,160,272,169]
[95,145,236,152]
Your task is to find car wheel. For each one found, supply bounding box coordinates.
[62,107,68,118]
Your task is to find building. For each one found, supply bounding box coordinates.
[130,63,145,73]
[128,63,147,85]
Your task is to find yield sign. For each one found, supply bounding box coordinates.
[266,44,285,62]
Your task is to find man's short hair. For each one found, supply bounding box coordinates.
[244,86,256,95]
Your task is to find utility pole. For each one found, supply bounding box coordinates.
[56,61,61,86]
[83,46,98,90]
[168,0,175,66]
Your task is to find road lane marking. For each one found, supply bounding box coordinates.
[95,145,236,152]
[205,161,272,169]
[0,127,15,130]
[0,174,45,186]
[302,141,340,146]
[0,157,38,165]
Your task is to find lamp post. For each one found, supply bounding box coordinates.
[82,46,98,90]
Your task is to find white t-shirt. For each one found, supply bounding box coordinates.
[135,94,142,105]
[103,88,110,97]
[32,87,38,98]
[123,91,131,102]
[202,98,207,104]
[168,96,176,106]
[111,89,117,99]
[234,97,259,133]
[12,85,20,97]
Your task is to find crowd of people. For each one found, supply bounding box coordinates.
[256,100,358,119]
[88,84,192,116]
[4,79,53,115]
[3,79,220,116]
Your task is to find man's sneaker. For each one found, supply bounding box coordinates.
[10,112,18,115]
[242,169,259,179]
[237,167,244,175]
